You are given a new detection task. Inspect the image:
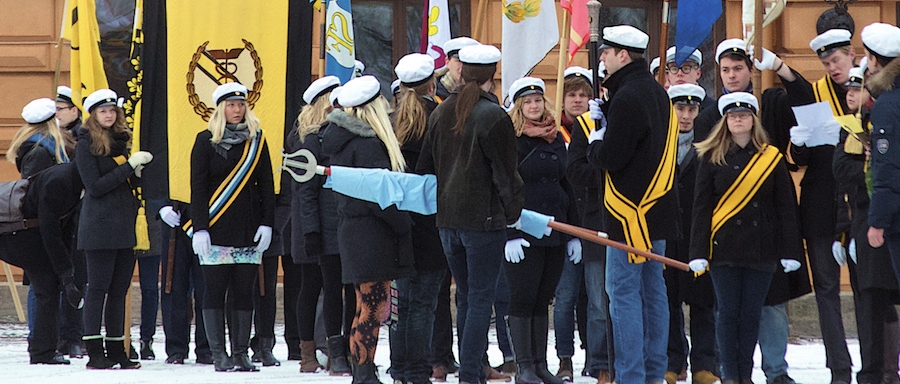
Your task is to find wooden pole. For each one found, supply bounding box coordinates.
[752,0,763,100]
[657,0,670,86]
[53,0,68,96]
[555,10,571,129]
[2,261,26,322]
[547,221,691,271]
[473,0,488,41]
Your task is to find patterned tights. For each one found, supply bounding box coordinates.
[349,280,390,363]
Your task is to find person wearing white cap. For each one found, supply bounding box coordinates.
[189,82,275,373]
[388,53,447,384]
[663,47,715,111]
[320,75,414,383]
[9,98,73,178]
[691,91,802,384]
[861,22,900,75]
[436,36,481,100]
[76,88,151,370]
[691,38,757,141]
[659,84,721,384]
[353,60,365,79]
[590,23,677,384]
[56,85,85,140]
[417,43,524,384]
[390,79,403,107]
[555,66,594,145]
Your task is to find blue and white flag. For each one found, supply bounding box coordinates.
[673,0,721,66]
[325,0,355,83]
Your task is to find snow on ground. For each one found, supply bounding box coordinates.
[0,322,858,383]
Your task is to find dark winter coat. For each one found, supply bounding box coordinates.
[16,141,57,179]
[416,91,524,231]
[868,55,900,233]
[75,133,139,250]
[401,96,446,274]
[586,58,678,243]
[322,110,415,284]
[567,113,605,264]
[189,129,275,248]
[293,124,341,263]
[693,87,795,155]
[0,163,82,276]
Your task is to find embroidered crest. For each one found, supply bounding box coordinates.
[877,138,889,155]
[187,40,263,122]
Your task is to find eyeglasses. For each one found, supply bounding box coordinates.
[726,111,753,120]
[56,106,75,112]
[665,64,698,74]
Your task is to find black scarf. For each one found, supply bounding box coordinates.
[108,130,130,157]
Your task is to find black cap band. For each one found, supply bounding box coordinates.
[446,50,461,58]
[56,94,73,105]
[864,43,896,62]
[401,73,435,88]
[356,92,381,108]
[311,84,339,105]
[513,85,544,102]
[722,101,757,115]
[671,95,702,105]
[816,41,851,56]
[215,91,247,106]
[88,97,117,113]
[600,39,646,54]
[718,47,750,62]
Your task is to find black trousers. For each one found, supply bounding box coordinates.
[83,248,136,337]
[806,236,852,376]
[282,253,302,351]
[24,263,62,362]
[159,227,209,358]
[252,256,279,339]
[298,254,354,339]
[504,244,565,317]
[850,255,899,384]
[57,248,86,351]
[202,264,258,310]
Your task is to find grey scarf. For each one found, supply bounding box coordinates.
[677,130,695,166]
[212,123,250,158]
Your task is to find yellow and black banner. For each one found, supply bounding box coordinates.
[813,76,845,117]
[63,0,110,112]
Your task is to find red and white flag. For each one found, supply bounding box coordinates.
[420,0,452,69]
[561,0,589,65]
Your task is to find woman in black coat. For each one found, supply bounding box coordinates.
[9,98,73,178]
[321,75,415,384]
[76,89,151,369]
[690,92,802,384]
[502,77,575,384]
[190,83,275,372]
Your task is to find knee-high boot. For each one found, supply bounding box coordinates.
[202,309,234,372]
[84,336,115,369]
[532,316,563,384]
[508,316,541,383]
[232,310,259,372]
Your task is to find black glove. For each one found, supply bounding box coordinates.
[305,232,323,257]
[59,273,84,310]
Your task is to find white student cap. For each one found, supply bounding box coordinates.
[395,53,435,86]
[211,82,247,106]
[715,39,751,64]
[667,84,706,105]
[458,44,501,65]
[599,25,649,53]
[861,22,900,58]
[84,88,118,113]
[22,98,57,124]
[444,37,480,58]
[303,76,341,105]
[338,75,381,108]
[509,77,545,102]
[666,46,702,65]
[810,29,852,57]
[718,92,759,115]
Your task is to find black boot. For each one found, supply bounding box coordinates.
[352,359,383,384]
[84,337,115,369]
[532,316,563,384]
[232,310,259,372]
[328,335,352,375]
[105,337,141,369]
[507,316,542,384]
[256,337,281,366]
[140,339,155,360]
[202,308,234,372]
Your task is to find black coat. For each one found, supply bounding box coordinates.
[190,130,275,248]
[75,133,139,250]
[587,59,678,243]
[322,110,415,284]
[0,163,82,276]
[416,91,524,231]
[294,124,341,263]
[567,113,605,264]
[16,142,57,179]
[401,97,446,274]
[507,134,576,247]
[866,55,900,233]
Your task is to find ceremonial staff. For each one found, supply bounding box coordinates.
[752,0,763,100]
[586,0,602,119]
[657,0,671,86]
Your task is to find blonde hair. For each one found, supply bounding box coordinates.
[393,77,436,145]
[695,113,770,165]
[84,106,131,156]
[208,100,260,143]
[297,94,333,143]
[7,119,70,164]
[344,96,407,172]
[508,94,556,136]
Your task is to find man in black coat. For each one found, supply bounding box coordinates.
[0,163,83,364]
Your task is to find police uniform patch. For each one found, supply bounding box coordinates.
[877,138,889,154]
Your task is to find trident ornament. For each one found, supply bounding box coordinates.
[280,149,329,182]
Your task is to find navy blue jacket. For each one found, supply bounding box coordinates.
[868,57,900,232]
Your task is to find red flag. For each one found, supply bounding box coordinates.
[561,0,589,65]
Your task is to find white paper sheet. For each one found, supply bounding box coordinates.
[790,101,842,147]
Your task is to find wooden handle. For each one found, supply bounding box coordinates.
[587,1,601,43]
[258,264,266,296]
[547,221,690,271]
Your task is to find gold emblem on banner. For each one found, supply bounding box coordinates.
[186,39,263,121]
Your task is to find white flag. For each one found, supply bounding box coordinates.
[501,0,559,104]
[424,0,452,69]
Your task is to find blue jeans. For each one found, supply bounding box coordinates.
[605,240,668,384]
[390,268,447,383]
[439,228,506,384]
[554,258,584,358]
[493,267,512,360]
[758,303,790,383]
[710,265,773,380]
[584,260,610,374]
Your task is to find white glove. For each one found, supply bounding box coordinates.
[192,230,212,258]
[753,48,777,71]
[159,206,181,228]
[688,259,709,273]
[781,259,801,273]
[254,225,273,253]
[567,239,582,264]
[588,127,607,144]
[832,240,847,266]
[790,125,813,146]
[589,98,605,120]
[133,164,144,178]
[507,218,521,230]
[127,151,153,168]
[849,238,857,264]
[504,238,530,263]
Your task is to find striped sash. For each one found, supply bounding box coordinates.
[182,130,266,237]
[559,125,571,143]
[813,76,845,117]
[574,112,593,139]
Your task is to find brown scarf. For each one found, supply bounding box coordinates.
[522,115,558,143]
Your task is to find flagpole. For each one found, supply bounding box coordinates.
[52,0,69,96]
[472,0,488,41]
[656,0,670,86]
[587,0,601,120]
[752,0,763,100]
[555,10,570,129]
[319,2,327,78]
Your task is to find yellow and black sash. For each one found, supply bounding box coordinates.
[434,95,444,104]
[813,76,845,117]
[708,145,782,259]
[559,125,571,143]
[603,103,678,263]
[574,112,593,139]
[182,130,266,237]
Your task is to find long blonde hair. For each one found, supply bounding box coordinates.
[508,94,556,136]
[207,100,260,143]
[695,113,770,165]
[7,119,70,164]
[344,96,407,172]
[393,77,436,145]
[297,94,333,143]
[84,107,131,156]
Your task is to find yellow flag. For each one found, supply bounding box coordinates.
[63,0,109,112]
